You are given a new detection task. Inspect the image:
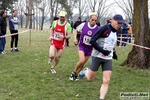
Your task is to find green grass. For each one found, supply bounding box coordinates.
[0,29,150,100]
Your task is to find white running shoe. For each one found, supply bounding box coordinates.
[48,58,52,64]
[50,68,56,74]
[0,51,6,54]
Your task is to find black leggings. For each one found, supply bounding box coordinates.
[10,30,18,48]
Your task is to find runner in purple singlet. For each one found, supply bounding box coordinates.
[69,12,99,81]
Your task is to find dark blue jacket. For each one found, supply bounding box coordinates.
[9,15,19,31]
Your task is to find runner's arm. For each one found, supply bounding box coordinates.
[49,21,55,39]
[90,26,111,56]
[74,23,84,41]
[65,23,72,39]
[73,29,78,41]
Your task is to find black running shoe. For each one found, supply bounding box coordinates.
[14,49,20,52]
[69,72,79,81]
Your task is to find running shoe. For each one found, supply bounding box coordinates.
[14,48,20,52]
[50,68,56,74]
[69,72,79,81]
[48,58,52,64]
[0,51,5,54]
[79,67,88,79]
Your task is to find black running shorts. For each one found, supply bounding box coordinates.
[90,56,112,71]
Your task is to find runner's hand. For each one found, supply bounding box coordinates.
[49,37,53,41]
[101,50,111,56]
[74,39,78,45]
[112,51,118,60]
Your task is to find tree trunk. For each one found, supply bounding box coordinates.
[33,6,35,29]
[54,2,58,17]
[36,2,38,30]
[120,0,150,68]
[25,15,29,28]
[20,14,24,28]
[40,11,44,30]
[50,0,54,24]
[29,0,33,29]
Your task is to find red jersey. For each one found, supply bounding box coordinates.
[51,21,67,49]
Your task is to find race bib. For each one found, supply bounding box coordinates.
[83,35,91,45]
[54,32,63,41]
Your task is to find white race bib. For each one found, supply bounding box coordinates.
[54,32,63,41]
[83,35,91,45]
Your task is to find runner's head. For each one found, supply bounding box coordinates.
[59,11,67,24]
[111,14,124,30]
[89,12,98,27]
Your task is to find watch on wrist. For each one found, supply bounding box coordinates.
[64,36,66,39]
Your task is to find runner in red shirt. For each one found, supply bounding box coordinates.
[48,11,72,73]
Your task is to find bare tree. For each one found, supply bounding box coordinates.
[31,0,43,30]
[148,0,150,19]
[24,0,35,29]
[78,0,89,18]
[32,0,41,29]
[56,0,72,19]
[87,0,97,11]
[13,0,40,29]
[87,0,112,25]
[38,0,50,30]
[67,0,78,21]
[120,0,150,69]
[13,0,26,28]
[114,0,133,22]
[49,0,56,24]
[70,0,89,21]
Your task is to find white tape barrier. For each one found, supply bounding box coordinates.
[0,30,30,38]
[117,37,134,39]
[31,30,49,33]
[117,40,150,50]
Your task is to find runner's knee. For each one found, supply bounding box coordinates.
[86,70,96,81]
[55,56,60,61]
[49,54,54,59]
[79,59,85,65]
[103,77,110,84]
[87,76,94,81]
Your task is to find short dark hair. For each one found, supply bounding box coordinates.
[12,10,17,13]
[107,20,111,23]
[78,17,81,19]
[0,10,5,17]
[96,22,100,26]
